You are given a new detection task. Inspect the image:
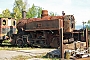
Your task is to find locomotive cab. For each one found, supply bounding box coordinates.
[0,18,16,44]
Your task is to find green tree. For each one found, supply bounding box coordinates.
[49,12,58,16]
[84,20,90,30]
[85,20,90,30]
[14,0,26,11]
[26,4,37,18]
[13,0,26,20]
[0,14,3,17]
[2,9,11,17]
[10,13,15,18]
[26,4,42,18]
[13,6,22,20]
[36,7,42,18]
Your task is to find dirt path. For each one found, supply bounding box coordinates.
[0,49,56,60]
[1,49,90,60]
[0,50,30,60]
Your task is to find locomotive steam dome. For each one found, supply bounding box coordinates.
[41,10,48,18]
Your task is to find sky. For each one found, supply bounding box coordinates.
[0,0,90,26]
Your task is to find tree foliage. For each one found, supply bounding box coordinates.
[13,6,22,20]
[88,20,90,24]
[0,14,3,17]
[13,0,26,20]
[1,0,57,20]
[14,0,26,11]
[49,12,58,16]
[13,1,42,19]
[26,4,42,18]
[36,6,42,18]
[2,9,11,17]
[85,20,90,30]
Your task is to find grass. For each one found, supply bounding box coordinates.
[0,40,36,50]
[0,46,44,51]
[3,40,10,43]
[2,40,11,45]
[10,55,60,60]
[11,55,31,60]
[1,40,54,50]
[0,47,31,50]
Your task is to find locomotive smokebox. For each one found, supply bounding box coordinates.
[41,10,48,18]
[22,10,26,19]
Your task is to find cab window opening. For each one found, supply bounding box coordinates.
[3,20,6,25]
[13,21,16,26]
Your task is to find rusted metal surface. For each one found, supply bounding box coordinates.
[64,15,75,32]
[16,19,27,29]
[50,16,63,20]
[60,19,63,28]
[26,19,62,31]
[16,10,76,50]
[17,10,75,33]
[63,20,70,32]
[85,28,88,51]
[17,16,75,32]
[59,28,64,59]
[41,10,48,18]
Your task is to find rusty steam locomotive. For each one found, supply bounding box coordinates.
[1,10,87,48]
[8,10,77,48]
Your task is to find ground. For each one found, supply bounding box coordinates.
[0,48,56,60]
[77,57,90,60]
[0,41,90,60]
[0,49,90,60]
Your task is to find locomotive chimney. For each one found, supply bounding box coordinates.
[62,11,65,16]
[41,10,48,18]
[22,10,26,19]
